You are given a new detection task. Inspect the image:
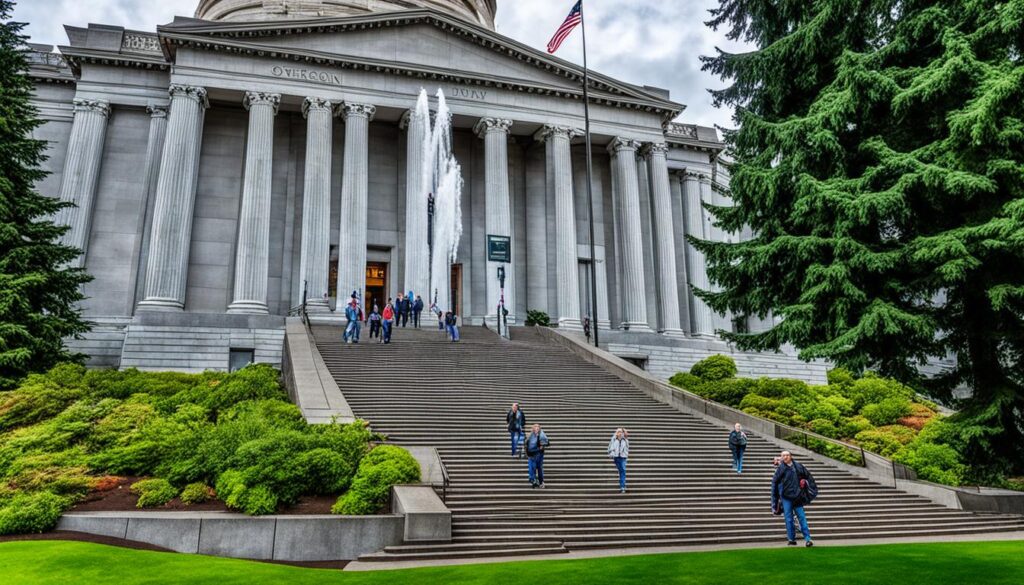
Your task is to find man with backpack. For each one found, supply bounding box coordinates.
[771,451,817,547]
[525,423,549,488]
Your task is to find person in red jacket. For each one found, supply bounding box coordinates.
[381,300,395,344]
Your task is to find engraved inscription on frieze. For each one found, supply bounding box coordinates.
[121,33,161,53]
[271,66,343,85]
[448,87,489,101]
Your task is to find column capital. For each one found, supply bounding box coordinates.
[474,117,513,139]
[244,91,281,114]
[302,97,333,118]
[338,102,376,122]
[72,98,110,117]
[146,104,168,118]
[533,124,582,143]
[641,142,670,158]
[607,137,642,155]
[399,108,436,130]
[168,84,209,108]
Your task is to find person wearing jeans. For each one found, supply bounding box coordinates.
[506,403,526,458]
[729,423,748,474]
[771,451,816,547]
[525,423,549,488]
[607,427,630,493]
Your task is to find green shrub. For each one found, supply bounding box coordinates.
[894,442,967,486]
[846,375,914,411]
[668,372,701,391]
[826,368,856,389]
[333,446,420,515]
[179,483,213,504]
[700,378,757,407]
[131,478,178,508]
[839,415,875,438]
[525,310,551,327]
[754,378,810,399]
[855,429,906,457]
[690,355,738,381]
[0,492,69,535]
[297,449,355,495]
[861,397,913,426]
[808,418,840,439]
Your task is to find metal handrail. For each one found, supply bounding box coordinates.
[433,446,451,503]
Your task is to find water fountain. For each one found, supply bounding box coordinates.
[414,88,464,315]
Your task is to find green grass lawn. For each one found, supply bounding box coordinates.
[2,540,1023,584]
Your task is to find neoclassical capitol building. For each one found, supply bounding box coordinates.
[27,0,825,382]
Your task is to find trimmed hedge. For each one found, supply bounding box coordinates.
[670,355,972,486]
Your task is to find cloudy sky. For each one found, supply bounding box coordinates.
[12,0,748,129]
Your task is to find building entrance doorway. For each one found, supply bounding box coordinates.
[450,264,463,317]
[365,262,388,312]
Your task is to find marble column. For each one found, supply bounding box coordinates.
[644,143,685,337]
[131,104,169,307]
[298,97,334,312]
[683,172,715,336]
[54,98,111,267]
[401,108,430,301]
[608,138,651,332]
[227,92,280,314]
[138,85,208,311]
[537,124,583,329]
[335,102,376,307]
[475,117,516,326]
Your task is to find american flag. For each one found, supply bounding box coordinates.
[547,1,583,54]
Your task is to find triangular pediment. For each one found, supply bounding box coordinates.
[158,9,683,118]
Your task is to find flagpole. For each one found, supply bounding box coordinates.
[580,0,600,348]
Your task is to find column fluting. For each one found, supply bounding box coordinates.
[644,143,685,337]
[537,124,583,329]
[334,102,376,307]
[54,98,111,267]
[138,85,209,311]
[476,117,516,327]
[401,109,430,302]
[608,137,651,332]
[683,172,715,336]
[298,97,334,312]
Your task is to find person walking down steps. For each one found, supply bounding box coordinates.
[771,451,818,547]
[506,403,526,458]
[445,311,460,342]
[381,300,395,344]
[367,305,382,340]
[729,423,748,474]
[608,427,630,493]
[525,423,549,488]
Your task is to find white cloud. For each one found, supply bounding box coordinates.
[12,0,748,128]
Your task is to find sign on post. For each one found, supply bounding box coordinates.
[487,235,511,263]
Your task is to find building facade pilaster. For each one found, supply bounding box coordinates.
[643,142,685,337]
[608,137,652,332]
[401,109,430,303]
[54,98,111,267]
[130,105,169,307]
[138,85,209,312]
[536,124,583,330]
[683,171,716,336]
[476,117,516,326]
[298,97,334,313]
[335,102,376,308]
[228,92,280,314]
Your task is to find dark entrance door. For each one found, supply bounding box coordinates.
[450,264,463,317]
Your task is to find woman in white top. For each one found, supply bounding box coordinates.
[607,428,630,493]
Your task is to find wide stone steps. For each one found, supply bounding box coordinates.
[310,324,1021,562]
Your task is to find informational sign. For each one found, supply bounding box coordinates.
[487,235,512,263]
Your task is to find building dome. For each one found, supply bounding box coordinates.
[195,0,497,30]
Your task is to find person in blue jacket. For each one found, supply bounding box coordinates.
[771,451,817,547]
[525,423,549,488]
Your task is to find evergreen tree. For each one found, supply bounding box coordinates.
[701,0,1024,476]
[0,0,91,388]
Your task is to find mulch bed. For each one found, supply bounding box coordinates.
[67,477,336,515]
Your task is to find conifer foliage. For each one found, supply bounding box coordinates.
[701,1,1024,474]
[0,0,91,388]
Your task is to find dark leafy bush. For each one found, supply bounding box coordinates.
[131,478,178,508]
[333,446,420,515]
[861,397,913,426]
[525,310,551,327]
[0,492,69,535]
[689,355,738,381]
[668,372,701,391]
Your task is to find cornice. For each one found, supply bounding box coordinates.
[58,46,170,73]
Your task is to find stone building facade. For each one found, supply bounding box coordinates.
[26,1,826,382]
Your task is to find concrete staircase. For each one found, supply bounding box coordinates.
[311,324,1024,561]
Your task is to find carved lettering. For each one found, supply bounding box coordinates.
[271,66,342,86]
[449,87,489,101]
[121,33,161,53]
